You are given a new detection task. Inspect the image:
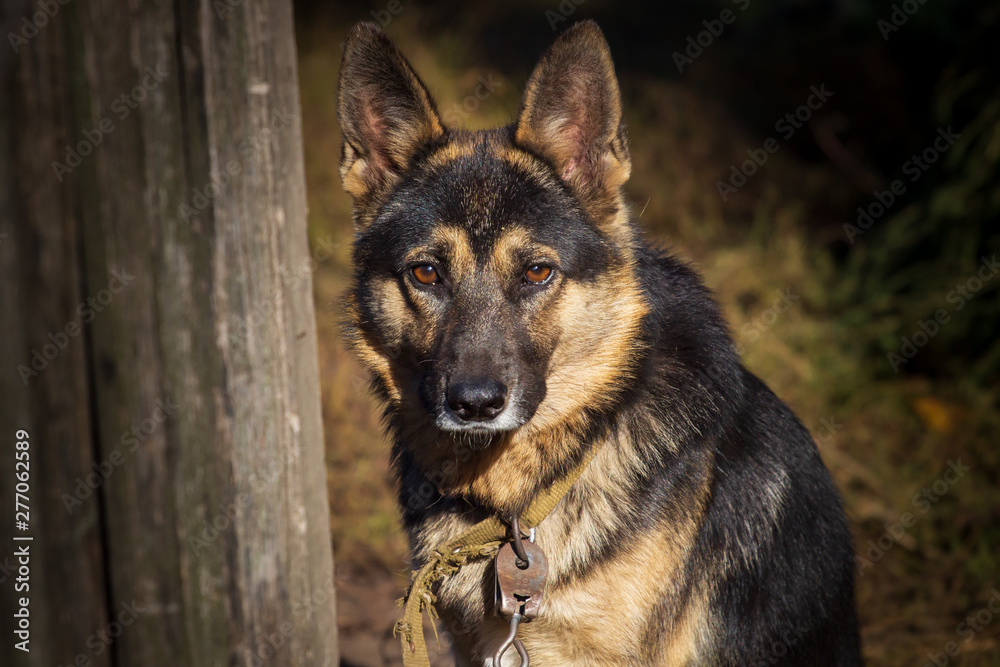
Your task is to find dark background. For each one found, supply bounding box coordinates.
[291,1,998,664]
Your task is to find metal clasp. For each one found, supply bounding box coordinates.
[494,518,547,666]
[493,612,529,666]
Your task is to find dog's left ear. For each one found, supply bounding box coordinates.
[515,21,630,214]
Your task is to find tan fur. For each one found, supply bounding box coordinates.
[486,227,561,282]
[406,226,477,283]
[425,138,478,170]
[497,146,564,191]
[390,224,648,519]
[427,426,717,665]
[523,265,647,436]
[342,294,403,404]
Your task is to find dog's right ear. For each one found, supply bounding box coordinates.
[514,21,629,222]
[337,23,444,202]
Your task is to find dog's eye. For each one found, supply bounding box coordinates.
[524,265,553,284]
[412,265,440,285]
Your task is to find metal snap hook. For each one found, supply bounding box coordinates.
[493,612,529,666]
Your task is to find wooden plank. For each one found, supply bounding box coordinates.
[1,1,338,664]
[0,3,112,665]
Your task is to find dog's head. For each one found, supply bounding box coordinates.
[338,21,648,506]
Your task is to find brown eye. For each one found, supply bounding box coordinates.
[412,265,439,285]
[524,265,553,284]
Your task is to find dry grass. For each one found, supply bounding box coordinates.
[296,7,1000,665]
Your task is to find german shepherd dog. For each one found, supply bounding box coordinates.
[338,20,861,666]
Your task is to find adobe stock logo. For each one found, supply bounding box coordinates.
[855,460,969,576]
[545,0,587,31]
[887,255,998,372]
[921,590,1000,667]
[6,0,72,53]
[672,0,751,73]
[734,288,799,354]
[50,67,169,182]
[716,85,833,201]
[61,397,180,514]
[878,0,931,41]
[17,269,135,385]
[441,74,504,127]
[844,126,959,244]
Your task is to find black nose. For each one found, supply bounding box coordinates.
[446,377,508,422]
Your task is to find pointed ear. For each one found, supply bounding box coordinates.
[337,23,445,201]
[515,22,630,213]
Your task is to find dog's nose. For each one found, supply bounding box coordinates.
[447,378,507,422]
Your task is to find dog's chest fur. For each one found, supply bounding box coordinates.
[410,445,715,666]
